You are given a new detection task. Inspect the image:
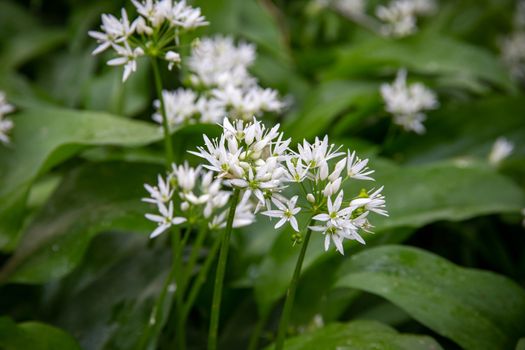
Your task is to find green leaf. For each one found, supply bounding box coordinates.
[0,317,81,350]
[391,96,525,164]
[283,81,380,140]
[253,161,524,314]
[0,107,162,251]
[265,320,443,350]
[0,161,163,284]
[322,33,515,93]
[335,245,525,350]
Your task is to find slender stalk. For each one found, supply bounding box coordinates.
[173,229,186,350]
[274,227,313,350]
[247,310,270,350]
[136,229,179,350]
[151,57,174,166]
[182,231,221,321]
[180,225,209,298]
[208,188,241,350]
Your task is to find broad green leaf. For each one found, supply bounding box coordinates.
[321,33,515,92]
[335,245,525,350]
[265,320,443,350]
[253,161,524,313]
[46,232,170,350]
[0,107,162,251]
[0,161,163,284]
[391,97,525,164]
[283,81,380,140]
[0,317,81,350]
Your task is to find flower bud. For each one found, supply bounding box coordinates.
[307,193,315,203]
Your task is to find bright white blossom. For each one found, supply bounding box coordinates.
[89,0,208,81]
[188,116,387,255]
[501,31,525,80]
[488,137,514,166]
[262,196,302,232]
[0,91,15,145]
[145,202,187,238]
[376,0,436,37]
[380,69,438,134]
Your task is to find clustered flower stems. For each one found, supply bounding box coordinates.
[151,56,175,166]
[208,188,241,350]
[274,224,313,350]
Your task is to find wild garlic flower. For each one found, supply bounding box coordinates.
[190,117,387,254]
[376,0,436,37]
[380,69,438,134]
[89,0,208,81]
[143,161,255,237]
[501,31,525,80]
[150,36,283,129]
[488,137,514,166]
[0,91,15,145]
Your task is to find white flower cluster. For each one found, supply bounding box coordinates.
[153,36,283,129]
[188,117,388,255]
[380,69,438,134]
[89,0,208,81]
[0,91,15,145]
[143,161,255,237]
[376,0,436,37]
[501,2,525,80]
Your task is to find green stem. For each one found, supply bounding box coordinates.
[173,229,186,350]
[247,310,270,350]
[181,225,209,297]
[274,227,313,350]
[207,188,241,350]
[136,229,179,350]
[182,230,221,321]
[151,57,174,167]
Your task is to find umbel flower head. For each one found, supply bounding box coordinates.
[89,0,208,81]
[376,0,437,38]
[0,91,15,146]
[380,69,438,134]
[183,116,388,255]
[151,36,283,130]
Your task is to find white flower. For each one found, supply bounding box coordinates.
[107,43,144,82]
[349,187,388,217]
[501,31,525,80]
[488,137,514,166]
[375,0,436,37]
[165,50,181,70]
[188,36,256,88]
[171,1,209,29]
[347,150,374,180]
[171,162,200,192]
[88,9,137,55]
[296,136,345,170]
[313,191,352,226]
[262,196,302,232]
[143,174,174,205]
[0,91,14,145]
[333,0,365,17]
[153,89,198,128]
[145,202,187,238]
[285,158,310,183]
[380,69,438,134]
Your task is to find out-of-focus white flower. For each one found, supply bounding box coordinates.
[153,89,198,128]
[107,43,144,82]
[333,0,365,17]
[376,0,436,37]
[380,69,438,134]
[165,51,181,70]
[262,196,302,232]
[0,91,15,145]
[488,137,514,166]
[143,174,174,204]
[501,31,525,80]
[145,202,187,238]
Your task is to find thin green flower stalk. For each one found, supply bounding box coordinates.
[208,188,241,350]
[274,225,313,350]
